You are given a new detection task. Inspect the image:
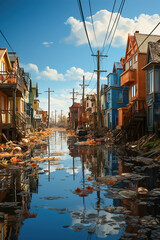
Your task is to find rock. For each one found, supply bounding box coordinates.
[22,138,29,144]
[138,187,148,195]
[119,190,137,199]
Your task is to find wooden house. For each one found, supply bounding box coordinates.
[143,39,160,132]
[117,32,160,140]
[0,49,26,140]
[103,62,128,129]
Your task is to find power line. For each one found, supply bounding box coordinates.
[0,30,14,52]
[102,0,117,53]
[137,21,160,51]
[88,0,99,49]
[88,71,95,86]
[106,0,125,54]
[77,0,94,55]
[87,82,96,94]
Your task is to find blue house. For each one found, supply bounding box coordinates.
[143,40,160,132]
[103,62,129,129]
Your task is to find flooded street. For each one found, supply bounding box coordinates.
[1,130,160,239]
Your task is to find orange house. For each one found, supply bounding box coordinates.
[0,49,12,124]
[0,49,27,140]
[117,31,160,133]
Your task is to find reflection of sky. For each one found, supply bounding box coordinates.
[19,131,124,240]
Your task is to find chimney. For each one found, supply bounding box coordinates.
[135,31,139,33]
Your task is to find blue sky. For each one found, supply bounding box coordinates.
[0,0,160,116]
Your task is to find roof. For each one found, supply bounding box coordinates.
[113,62,122,72]
[135,33,160,53]
[114,62,122,69]
[148,40,160,62]
[0,48,6,59]
[143,40,160,70]
[8,52,18,62]
[0,48,12,70]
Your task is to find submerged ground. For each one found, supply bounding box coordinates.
[0,129,160,239]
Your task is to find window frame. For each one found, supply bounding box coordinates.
[131,84,136,99]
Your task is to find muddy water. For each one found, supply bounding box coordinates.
[1,130,160,239]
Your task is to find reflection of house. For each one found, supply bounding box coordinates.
[86,94,97,129]
[143,40,160,132]
[117,32,160,140]
[104,149,118,176]
[0,49,26,140]
[103,62,128,129]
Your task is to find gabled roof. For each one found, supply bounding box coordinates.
[135,33,160,53]
[143,40,160,70]
[0,48,12,70]
[113,62,122,72]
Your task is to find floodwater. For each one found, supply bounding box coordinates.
[1,130,160,239]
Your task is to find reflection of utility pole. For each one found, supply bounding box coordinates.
[61,132,62,150]
[73,156,75,180]
[48,137,50,182]
[70,88,78,129]
[79,75,88,127]
[55,110,57,125]
[44,88,54,128]
[92,51,107,130]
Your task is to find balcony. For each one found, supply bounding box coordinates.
[0,71,25,97]
[120,68,136,86]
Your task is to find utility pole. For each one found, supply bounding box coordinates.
[61,110,63,123]
[92,50,107,130]
[79,75,88,114]
[55,110,57,125]
[44,88,54,128]
[70,88,78,129]
[79,75,88,127]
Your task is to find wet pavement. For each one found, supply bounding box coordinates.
[1,130,160,239]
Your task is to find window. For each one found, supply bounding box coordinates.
[1,62,4,72]
[134,55,137,62]
[92,103,94,107]
[129,59,132,67]
[149,71,154,93]
[131,85,136,98]
[118,92,123,103]
[87,103,89,107]
[155,71,160,92]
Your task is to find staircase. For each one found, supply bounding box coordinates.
[114,100,146,143]
[0,110,26,141]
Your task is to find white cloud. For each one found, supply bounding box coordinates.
[41,66,64,81]
[21,63,98,82]
[42,41,54,47]
[21,63,39,73]
[64,10,160,47]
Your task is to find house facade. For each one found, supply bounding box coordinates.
[86,94,97,129]
[0,49,26,140]
[103,62,128,129]
[117,31,160,139]
[143,40,160,132]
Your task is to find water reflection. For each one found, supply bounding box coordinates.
[1,131,160,239]
[0,167,38,240]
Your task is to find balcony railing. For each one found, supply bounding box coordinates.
[0,110,26,132]
[0,71,25,95]
[123,99,146,126]
[120,68,136,86]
